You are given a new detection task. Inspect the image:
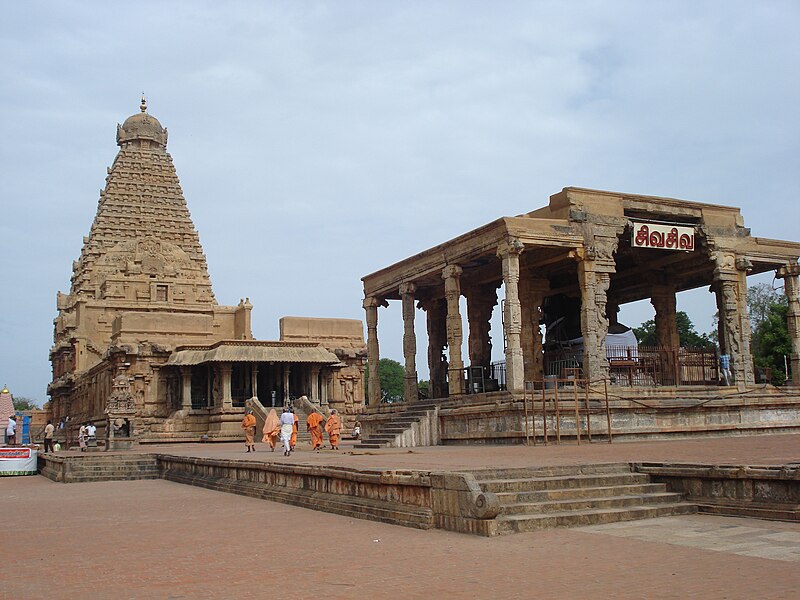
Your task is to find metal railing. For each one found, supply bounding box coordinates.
[543,345,720,387]
[522,377,613,446]
[463,362,506,394]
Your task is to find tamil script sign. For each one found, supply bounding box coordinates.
[631,221,695,251]
[0,447,38,476]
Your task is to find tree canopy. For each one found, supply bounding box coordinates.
[632,311,713,348]
[364,358,405,403]
[748,283,789,384]
[13,397,40,410]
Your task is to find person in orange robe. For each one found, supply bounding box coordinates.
[241,410,257,453]
[290,409,299,451]
[261,408,281,452]
[324,409,342,450]
[306,411,324,450]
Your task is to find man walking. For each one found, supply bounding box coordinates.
[43,420,55,453]
[306,410,324,451]
[324,409,342,450]
[279,407,295,456]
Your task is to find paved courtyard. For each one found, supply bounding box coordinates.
[4,433,800,599]
[2,476,799,599]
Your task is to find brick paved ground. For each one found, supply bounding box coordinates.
[136,431,800,470]
[6,433,799,598]
[3,475,799,599]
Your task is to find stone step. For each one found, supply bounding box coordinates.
[478,472,649,493]
[381,425,413,433]
[65,473,161,483]
[361,435,397,443]
[68,465,159,473]
[498,492,683,515]
[495,502,697,534]
[495,482,668,503]
[470,462,633,479]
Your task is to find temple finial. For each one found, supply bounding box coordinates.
[140,93,147,113]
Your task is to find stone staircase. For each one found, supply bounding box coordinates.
[355,400,440,448]
[38,454,160,483]
[470,463,696,534]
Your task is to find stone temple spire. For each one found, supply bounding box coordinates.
[68,101,215,304]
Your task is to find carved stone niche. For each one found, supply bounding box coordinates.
[105,366,138,451]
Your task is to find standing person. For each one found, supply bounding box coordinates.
[279,407,294,456]
[720,353,732,386]
[306,410,324,451]
[290,408,299,452]
[324,409,342,450]
[78,422,88,452]
[241,410,257,453]
[5,415,16,445]
[86,422,97,448]
[261,408,281,452]
[352,420,362,440]
[43,420,55,453]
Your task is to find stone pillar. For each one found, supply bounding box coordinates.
[651,282,680,384]
[420,298,448,399]
[521,276,548,384]
[778,263,800,386]
[283,365,291,404]
[576,237,618,382]
[180,366,193,411]
[442,265,465,395]
[251,365,259,401]
[498,238,525,393]
[310,366,321,403]
[363,296,385,405]
[713,252,755,387]
[399,282,419,403]
[465,283,498,372]
[220,364,233,409]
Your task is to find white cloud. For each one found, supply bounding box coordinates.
[0,1,798,399]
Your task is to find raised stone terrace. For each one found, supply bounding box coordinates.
[36,433,800,536]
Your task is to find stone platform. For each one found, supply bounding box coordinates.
[36,433,800,535]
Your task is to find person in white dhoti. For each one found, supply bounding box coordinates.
[279,407,295,456]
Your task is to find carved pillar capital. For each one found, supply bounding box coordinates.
[363,296,388,310]
[442,264,463,281]
[496,237,525,259]
[399,282,417,296]
[777,262,800,279]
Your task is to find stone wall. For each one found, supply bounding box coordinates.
[636,463,800,521]
[158,454,499,535]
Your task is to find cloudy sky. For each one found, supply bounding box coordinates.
[1,1,798,403]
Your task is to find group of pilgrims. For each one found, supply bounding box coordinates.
[240,406,341,456]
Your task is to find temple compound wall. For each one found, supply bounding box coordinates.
[48,100,365,444]
[362,187,800,405]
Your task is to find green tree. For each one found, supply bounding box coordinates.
[364,358,405,403]
[633,311,712,348]
[13,397,39,410]
[747,284,789,385]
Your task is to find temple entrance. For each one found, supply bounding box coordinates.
[257,364,284,407]
[190,366,210,409]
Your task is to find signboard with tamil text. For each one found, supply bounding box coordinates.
[0,447,38,476]
[631,221,695,251]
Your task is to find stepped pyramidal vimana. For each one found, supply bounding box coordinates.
[48,99,366,444]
